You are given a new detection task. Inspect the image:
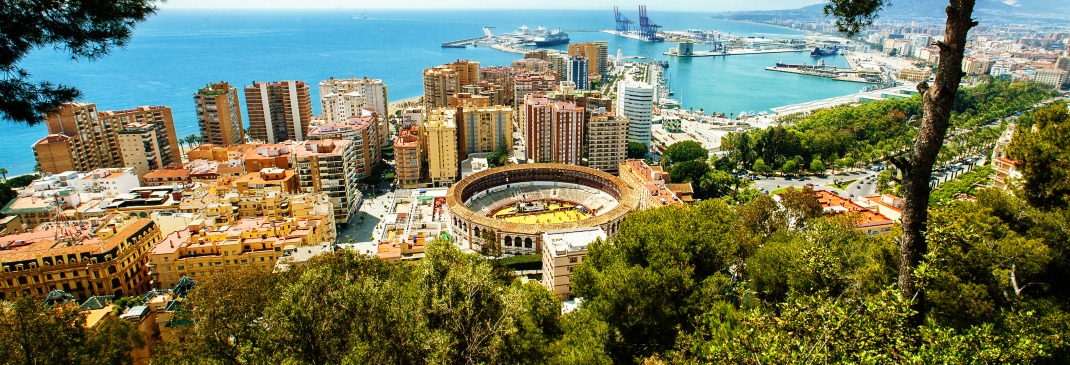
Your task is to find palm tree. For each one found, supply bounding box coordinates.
[0,168,7,181]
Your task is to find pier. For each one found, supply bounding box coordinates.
[665,48,809,57]
[441,37,486,48]
[764,65,875,83]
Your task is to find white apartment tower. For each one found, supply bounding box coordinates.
[616,80,654,146]
[319,77,388,122]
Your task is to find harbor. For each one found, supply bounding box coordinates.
[764,61,880,83]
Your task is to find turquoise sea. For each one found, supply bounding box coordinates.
[4,9,863,175]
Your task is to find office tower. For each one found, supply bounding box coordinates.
[524,95,585,165]
[423,60,480,110]
[290,139,359,224]
[98,106,181,165]
[568,41,608,78]
[34,102,123,174]
[567,56,590,90]
[194,81,245,146]
[616,80,655,145]
[305,110,382,181]
[394,124,422,188]
[425,109,459,187]
[319,77,388,122]
[245,80,313,143]
[586,112,628,174]
[118,122,175,178]
[456,105,513,160]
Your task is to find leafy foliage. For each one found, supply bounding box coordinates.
[0,295,144,365]
[1,0,159,125]
[626,142,648,159]
[1007,102,1070,209]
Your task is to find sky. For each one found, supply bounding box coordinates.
[160,0,826,12]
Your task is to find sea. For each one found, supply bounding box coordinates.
[3,9,864,176]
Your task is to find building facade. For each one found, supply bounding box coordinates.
[394,125,423,188]
[586,112,628,174]
[524,95,585,165]
[36,103,123,174]
[425,109,459,187]
[541,227,605,298]
[290,140,359,224]
[305,110,382,180]
[423,60,481,110]
[319,77,388,122]
[245,80,313,143]
[566,56,590,90]
[0,216,161,301]
[457,105,513,161]
[99,106,182,165]
[118,122,175,178]
[194,82,245,146]
[616,81,655,146]
[567,41,609,79]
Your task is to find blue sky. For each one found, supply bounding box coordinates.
[161,0,826,12]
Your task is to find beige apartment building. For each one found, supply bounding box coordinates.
[118,122,176,178]
[305,110,382,180]
[541,227,606,298]
[567,41,608,79]
[524,95,585,165]
[245,80,313,143]
[586,112,628,174]
[425,109,459,187]
[34,103,124,174]
[148,216,332,289]
[320,77,389,120]
[394,124,423,188]
[457,105,513,161]
[290,139,359,224]
[194,82,245,146]
[1032,68,1069,89]
[0,216,161,301]
[479,66,520,104]
[513,71,559,109]
[99,106,182,165]
[423,60,481,109]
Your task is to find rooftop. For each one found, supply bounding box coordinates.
[544,227,606,257]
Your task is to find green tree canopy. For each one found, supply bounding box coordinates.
[1,1,159,125]
[662,141,708,167]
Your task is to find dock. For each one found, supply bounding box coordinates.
[765,65,874,83]
[665,48,809,57]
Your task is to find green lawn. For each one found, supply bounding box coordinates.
[825,179,857,190]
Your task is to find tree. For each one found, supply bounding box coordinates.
[627,142,648,159]
[0,168,7,181]
[479,228,501,257]
[826,0,980,316]
[668,160,709,185]
[86,316,146,365]
[0,296,88,364]
[1,1,159,125]
[1007,102,1070,209]
[662,141,708,167]
[809,158,825,173]
[751,158,770,174]
[779,159,797,174]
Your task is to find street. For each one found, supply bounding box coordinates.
[752,170,879,199]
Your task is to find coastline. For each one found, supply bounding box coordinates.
[388,96,422,113]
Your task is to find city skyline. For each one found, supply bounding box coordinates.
[160,0,826,12]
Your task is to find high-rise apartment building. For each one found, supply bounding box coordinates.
[524,95,585,165]
[319,77,388,122]
[616,80,655,145]
[99,106,181,165]
[425,109,459,187]
[423,60,480,110]
[290,139,359,224]
[567,56,590,90]
[457,105,513,161]
[586,112,628,174]
[514,71,558,109]
[394,125,423,188]
[541,227,605,298]
[567,41,608,79]
[305,110,382,181]
[245,80,313,143]
[479,66,520,105]
[194,82,245,146]
[118,122,175,178]
[34,103,123,174]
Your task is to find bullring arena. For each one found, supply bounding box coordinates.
[445,163,641,255]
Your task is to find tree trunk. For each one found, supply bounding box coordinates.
[892,0,977,321]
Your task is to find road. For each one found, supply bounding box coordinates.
[752,170,879,199]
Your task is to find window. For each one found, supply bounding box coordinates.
[569,257,578,263]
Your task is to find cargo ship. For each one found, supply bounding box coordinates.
[533,29,570,47]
